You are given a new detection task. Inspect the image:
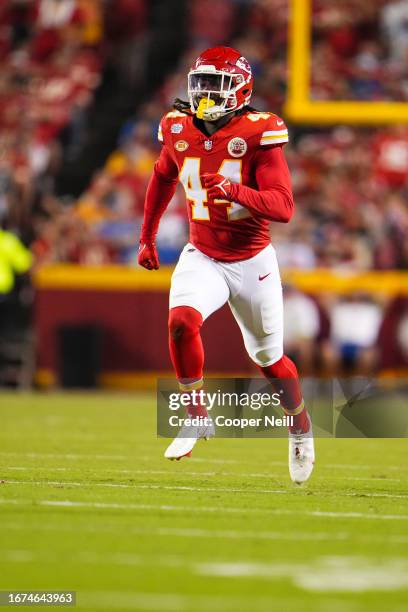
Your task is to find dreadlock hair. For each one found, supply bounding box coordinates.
[172,98,192,114]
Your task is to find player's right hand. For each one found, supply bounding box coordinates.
[138,241,159,270]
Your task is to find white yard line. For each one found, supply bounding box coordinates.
[2,478,408,499]
[0,452,241,465]
[1,497,408,523]
[0,498,243,512]
[347,492,408,499]
[1,451,408,474]
[2,466,404,483]
[162,455,244,465]
[192,458,408,473]
[0,497,275,517]
[1,479,290,495]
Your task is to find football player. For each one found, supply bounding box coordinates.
[138,46,314,483]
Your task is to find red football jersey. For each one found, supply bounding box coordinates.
[145,109,293,262]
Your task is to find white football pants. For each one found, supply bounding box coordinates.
[169,243,284,366]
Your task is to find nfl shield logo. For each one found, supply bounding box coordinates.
[204,140,213,151]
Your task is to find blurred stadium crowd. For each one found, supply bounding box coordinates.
[0,0,147,263]
[0,0,407,379]
[1,0,407,270]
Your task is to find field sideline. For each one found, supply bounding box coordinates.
[0,392,407,612]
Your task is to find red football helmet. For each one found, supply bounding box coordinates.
[188,46,253,121]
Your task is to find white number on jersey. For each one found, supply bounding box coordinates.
[247,112,271,122]
[179,158,251,221]
[179,158,209,220]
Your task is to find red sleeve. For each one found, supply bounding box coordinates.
[230,146,294,223]
[140,146,179,242]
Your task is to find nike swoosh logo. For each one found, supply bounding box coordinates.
[259,273,271,281]
[277,120,284,126]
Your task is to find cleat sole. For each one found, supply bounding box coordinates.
[171,451,192,462]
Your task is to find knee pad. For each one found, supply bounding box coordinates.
[244,334,283,367]
[252,347,284,367]
[168,306,203,341]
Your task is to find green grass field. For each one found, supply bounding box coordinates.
[0,392,407,612]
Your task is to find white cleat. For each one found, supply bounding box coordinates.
[289,432,315,484]
[164,419,215,461]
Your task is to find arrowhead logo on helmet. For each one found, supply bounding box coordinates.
[188,46,254,122]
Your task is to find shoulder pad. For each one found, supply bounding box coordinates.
[158,111,189,144]
[258,113,289,147]
[164,110,187,119]
[241,111,289,146]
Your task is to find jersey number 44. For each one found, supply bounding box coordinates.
[179,158,250,221]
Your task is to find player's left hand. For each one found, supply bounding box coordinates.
[202,173,237,201]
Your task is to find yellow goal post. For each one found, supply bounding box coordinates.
[285,0,408,125]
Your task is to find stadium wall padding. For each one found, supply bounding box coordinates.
[34,286,256,388]
[34,264,408,388]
